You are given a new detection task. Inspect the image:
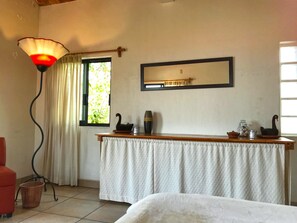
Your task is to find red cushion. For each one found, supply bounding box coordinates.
[0,166,16,187]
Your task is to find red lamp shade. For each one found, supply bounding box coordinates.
[30,54,57,67]
[18,37,69,69]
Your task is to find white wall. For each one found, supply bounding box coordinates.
[0,0,39,178]
[38,0,297,200]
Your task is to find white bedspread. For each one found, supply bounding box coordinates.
[116,193,297,223]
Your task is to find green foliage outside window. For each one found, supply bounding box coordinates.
[80,58,111,126]
[88,62,111,124]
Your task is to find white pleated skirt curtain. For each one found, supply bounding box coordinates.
[43,54,82,186]
[100,137,285,204]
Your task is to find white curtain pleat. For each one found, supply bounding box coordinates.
[153,141,285,203]
[43,54,82,186]
[100,138,286,204]
[100,138,154,203]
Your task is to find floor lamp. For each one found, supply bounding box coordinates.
[15,37,69,201]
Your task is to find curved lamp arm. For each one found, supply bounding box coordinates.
[29,71,44,178]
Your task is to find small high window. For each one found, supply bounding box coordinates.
[80,58,111,126]
[280,42,297,135]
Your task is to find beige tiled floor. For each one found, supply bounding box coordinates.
[0,185,130,223]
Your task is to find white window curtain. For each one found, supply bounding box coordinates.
[43,54,82,186]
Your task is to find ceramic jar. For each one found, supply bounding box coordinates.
[238,120,249,137]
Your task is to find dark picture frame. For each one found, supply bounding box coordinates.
[141,57,234,91]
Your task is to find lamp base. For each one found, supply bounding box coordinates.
[14,70,58,204]
[15,175,58,203]
[14,70,58,203]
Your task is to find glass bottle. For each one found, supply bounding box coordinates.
[238,120,249,137]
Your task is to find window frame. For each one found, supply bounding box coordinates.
[80,57,111,127]
[280,42,297,136]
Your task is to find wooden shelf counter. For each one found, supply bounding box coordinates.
[96,132,295,205]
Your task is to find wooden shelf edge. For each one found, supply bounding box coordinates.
[95,133,295,150]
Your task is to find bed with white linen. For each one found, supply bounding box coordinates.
[116,193,297,223]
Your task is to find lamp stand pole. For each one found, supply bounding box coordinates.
[15,71,58,202]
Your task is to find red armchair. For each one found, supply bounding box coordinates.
[0,137,16,218]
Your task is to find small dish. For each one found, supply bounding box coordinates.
[227,131,240,138]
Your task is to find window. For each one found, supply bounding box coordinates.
[280,42,297,135]
[80,58,111,126]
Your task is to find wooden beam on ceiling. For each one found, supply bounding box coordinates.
[36,0,75,6]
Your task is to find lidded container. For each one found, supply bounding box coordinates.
[238,120,249,137]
